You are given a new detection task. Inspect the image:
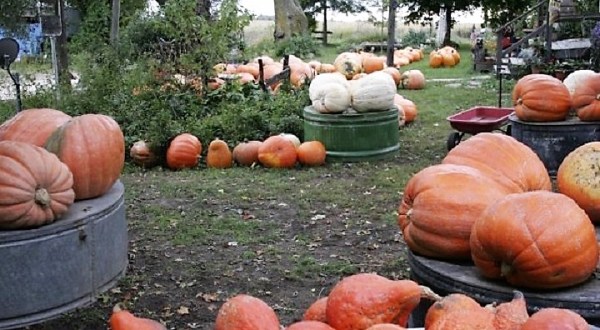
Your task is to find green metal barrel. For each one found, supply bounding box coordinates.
[303,106,400,162]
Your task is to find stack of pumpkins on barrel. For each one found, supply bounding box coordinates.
[0,108,125,230]
[307,50,425,128]
[131,132,327,170]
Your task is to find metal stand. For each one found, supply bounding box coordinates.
[5,61,22,113]
[0,38,22,113]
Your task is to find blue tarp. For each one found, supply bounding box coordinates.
[0,23,44,58]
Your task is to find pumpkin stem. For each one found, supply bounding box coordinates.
[420,285,442,301]
[596,94,600,101]
[500,262,513,277]
[34,188,51,207]
[516,97,523,105]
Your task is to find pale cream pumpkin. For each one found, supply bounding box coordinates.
[350,71,396,112]
[334,52,363,79]
[563,69,596,95]
[309,73,351,113]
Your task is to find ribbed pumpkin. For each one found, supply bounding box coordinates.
[442,133,552,193]
[398,164,512,260]
[309,72,351,114]
[470,191,599,289]
[570,72,600,121]
[166,133,202,170]
[45,114,124,201]
[512,74,572,121]
[215,294,281,330]
[232,140,262,166]
[520,308,589,330]
[0,108,72,147]
[206,139,233,169]
[0,141,74,229]
[429,51,443,68]
[350,71,396,112]
[557,141,600,223]
[258,135,298,168]
[326,273,440,330]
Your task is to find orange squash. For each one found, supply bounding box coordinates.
[394,95,418,124]
[400,70,425,90]
[470,191,599,289]
[326,273,440,330]
[166,133,202,170]
[512,74,572,121]
[258,135,297,168]
[215,294,281,330]
[520,308,588,330]
[425,293,495,330]
[286,320,336,330]
[362,56,385,74]
[303,297,328,323]
[0,141,74,229]
[109,304,166,330]
[45,114,124,200]
[557,141,600,223]
[206,139,233,169]
[0,108,72,147]
[232,140,262,166]
[571,72,600,121]
[297,141,326,166]
[398,164,512,260]
[442,133,551,193]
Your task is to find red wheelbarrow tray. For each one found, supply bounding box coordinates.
[447,106,514,135]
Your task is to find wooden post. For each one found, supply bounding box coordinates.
[386,0,397,67]
[110,0,120,45]
[322,0,328,45]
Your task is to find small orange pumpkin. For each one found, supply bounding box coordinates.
[0,108,72,147]
[520,308,588,330]
[297,141,327,166]
[286,320,336,330]
[512,74,572,121]
[0,141,74,229]
[400,70,425,90]
[45,114,124,200]
[129,140,158,168]
[166,133,202,170]
[365,324,408,330]
[215,294,281,330]
[362,56,385,74]
[109,304,166,330]
[206,139,233,169]
[232,140,263,166]
[258,135,298,168]
[303,297,328,323]
[470,191,599,289]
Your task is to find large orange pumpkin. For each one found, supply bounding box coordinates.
[0,141,74,229]
[556,141,600,223]
[109,304,166,330]
[166,133,202,170]
[520,308,588,330]
[570,72,600,121]
[512,74,572,121]
[258,135,297,168]
[206,139,233,169]
[470,191,599,289]
[326,273,440,330]
[45,114,124,200]
[215,294,281,330]
[442,133,551,193]
[398,164,512,260]
[0,108,72,147]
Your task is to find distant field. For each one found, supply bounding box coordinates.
[244,19,474,46]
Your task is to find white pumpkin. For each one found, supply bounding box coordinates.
[333,52,363,79]
[564,70,597,95]
[279,133,301,148]
[309,72,349,100]
[311,83,351,114]
[350,71,397,112]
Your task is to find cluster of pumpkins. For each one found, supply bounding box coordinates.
[107,272,592,330]
[399,132,600,291]
[513,70,600,122]
[428,46,461,68]
[0,108,125,230]
[129,133,327,170]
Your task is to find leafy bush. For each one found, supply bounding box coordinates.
[401,29,429,47]
[274,34,321,59]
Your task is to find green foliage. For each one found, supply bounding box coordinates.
[274,34,321,58]
[69,1,111,54]
[0,0,35,33]
[401,29,429,47]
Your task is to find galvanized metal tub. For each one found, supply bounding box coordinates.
[0,181,127,329]
[303,106,400,162]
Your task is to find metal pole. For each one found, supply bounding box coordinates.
[386,0,397,67]
[50,36,60,99]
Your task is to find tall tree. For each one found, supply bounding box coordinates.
[399,0,480,45]
[479,0,536,28]
[274,0,309,41]
[299,0,370,30]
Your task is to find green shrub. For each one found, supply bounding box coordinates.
[401,29,429,47]
[274,34,321,59]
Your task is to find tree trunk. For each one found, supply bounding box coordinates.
[57,0,70,87]
[196,0,211,19]
[273,0,308,41]
[443,7,452,46]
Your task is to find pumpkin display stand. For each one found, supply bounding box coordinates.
[406,250,600,328]
[509,114,600,176]
[303,106,400,162]
[0,181,128,330]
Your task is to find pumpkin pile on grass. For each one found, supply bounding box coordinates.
[399,132,600,290]
[428,46,461,68]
